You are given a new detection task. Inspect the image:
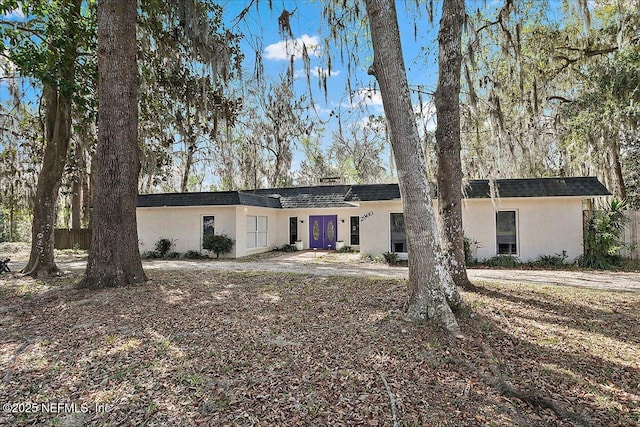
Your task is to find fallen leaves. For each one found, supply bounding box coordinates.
[0,268,638,426]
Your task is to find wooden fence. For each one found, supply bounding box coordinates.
[54,228,92,250]
[620,210,640,260]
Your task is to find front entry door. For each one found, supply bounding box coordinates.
[309,215,337,249]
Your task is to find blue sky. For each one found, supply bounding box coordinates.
[218,0,444,178]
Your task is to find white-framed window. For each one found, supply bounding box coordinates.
[496,210,518,255]
[247,215,268,249]
[390,212,407,252]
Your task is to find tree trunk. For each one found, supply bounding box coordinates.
[435,0,476,291]
[22,0,82,278]
[9,182,16,241]
[81,0,147,288]
[364,0,462,336]
[608,140,626,200]
[84,149,94,227]
[181,139,195,192]
[71,143,85,229]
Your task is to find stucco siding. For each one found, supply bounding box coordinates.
[357,201,403,255]
[462,197,584,261]
[137,206,238,256]
[272,208,359,249]
[136,196,587,261]
[235,206,280,257]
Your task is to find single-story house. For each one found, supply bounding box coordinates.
[136,176,610,261]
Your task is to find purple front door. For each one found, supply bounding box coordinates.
[309,215,337,249]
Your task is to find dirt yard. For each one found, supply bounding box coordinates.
[1,244,639,425]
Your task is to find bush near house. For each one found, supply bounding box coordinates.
[483,255,521,268]
[203,234,235,258]
[579,199,631,269]
[154,238,174,258]
[273,244,296,252]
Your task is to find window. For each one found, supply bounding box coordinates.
[202,215,214,238]
[390,213,407,252]
[496,210,517,255]
[289,217,298,244]
[247,215,268,249]
[350,216,360,245]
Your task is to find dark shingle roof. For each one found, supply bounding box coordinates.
[137,191,281,208]
[345,184,401,201]
[249,185,356,208]
[463,177,611,199]
[138,177,610,208]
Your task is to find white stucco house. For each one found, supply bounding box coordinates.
[136,177,610,262]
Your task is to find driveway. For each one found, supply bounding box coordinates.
[3,249,639,292]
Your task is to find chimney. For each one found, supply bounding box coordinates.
[318,176,345,186]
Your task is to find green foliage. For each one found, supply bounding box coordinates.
[154,238,174,258]
[273,244,296,252]
[532,251,568,268]
[484,255,521,268]
[183,250,209,260]
[337,245,354,253]
[582,199,630,269]
[203,234,234,258]
[463,236,477,265]
[141,251,161,260]
[382,251,399,264]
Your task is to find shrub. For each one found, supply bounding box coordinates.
[203,234,235,258]
[582,199,630,269]
[183,250,209,259]
[337,245,354,253]
[382,251,399,264]
[484,255,521,268]
[154,238,173,258]
[273,244,296,252]
[533,251,568,268]
[141,251,160,259]
[463,236,478,265]
[165,251,182,259]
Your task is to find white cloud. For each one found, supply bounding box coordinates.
[263,34,321,61]
[293,67,341,80]
[414,101,437,132]
[312,103,334,116]
[349,88,384,108]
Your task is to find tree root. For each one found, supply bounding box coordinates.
[479,343,598,427]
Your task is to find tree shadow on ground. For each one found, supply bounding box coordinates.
[472,284,639,344]
[458,286,640,426]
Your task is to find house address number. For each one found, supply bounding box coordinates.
[360,211,374,222]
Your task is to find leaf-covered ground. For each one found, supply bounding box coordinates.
[0,267,638,426]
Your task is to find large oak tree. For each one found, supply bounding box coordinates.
[364,0,462,336]
[435,0,475,291]
[2,0,84,277]
[80,0,146,288]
